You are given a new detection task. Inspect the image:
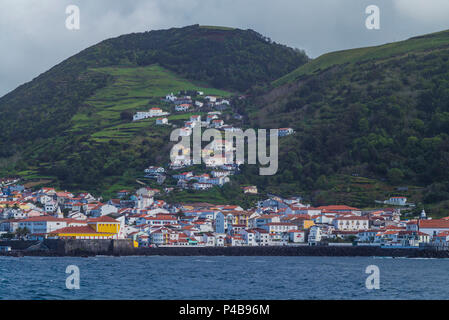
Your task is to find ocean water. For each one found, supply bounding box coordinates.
[0,256,448,300]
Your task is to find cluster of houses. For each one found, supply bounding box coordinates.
[177,112,239,136]
[165,92,231,112]
[132,90,248,134]
[1,181,448,249]
[170,112,226,138]
[144,164,238,191]
[134,91,294,185]
[172,171,231,190]
[0,177,20,187]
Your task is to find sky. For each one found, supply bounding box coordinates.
[1,0,449,97]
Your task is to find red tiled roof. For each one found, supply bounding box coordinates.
[419,219,449,229]
[19,216,66,222]
[49,225,113,235]
[266,222,295,226]
[335,216,368,221]
[87,216,119,223]
[318,205,360,211]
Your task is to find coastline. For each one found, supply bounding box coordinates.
[2,239,449,258]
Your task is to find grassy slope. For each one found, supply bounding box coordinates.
[274,29,449,87]
[17,65,232,195]
[0,25,308,204]
[70,64,231,142]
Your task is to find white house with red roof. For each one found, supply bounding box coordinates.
[433,231,449,245]
[357,230,379,243]
[201,232,216,246]
[173,172,194,180]
[190,115,201,123]
[240,229,258,246]
[332,216,369,231]
[419,219,449,237]
[156,117,168,125]
[253,214,281,229]
[179,127,192,136]
[139,214,178,227]
[211,119,224,128]
[89,204,118,217]
[262,222,298,234]
[206,114,218,123]
[18,216,85,236]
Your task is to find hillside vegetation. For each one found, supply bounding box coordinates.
[2,25,449,214]
[0,24,307,151]
[237,29,449,213]
[0,25,307,198]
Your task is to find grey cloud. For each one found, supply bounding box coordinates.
[1,0,448,97]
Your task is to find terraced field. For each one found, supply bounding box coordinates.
[69,64,231,142]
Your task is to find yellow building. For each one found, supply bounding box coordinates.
[48,216,121,239]
[234,212,252,227]
[295,218,315,230]
[87,216,121,234]
[0,201,31,210]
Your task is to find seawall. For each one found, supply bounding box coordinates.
[0,239,135,256]
[134,245,449,258]
[2,240,449,258]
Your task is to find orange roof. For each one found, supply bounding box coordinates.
[49,226,112,235]
[87,216,119,223]
[19,216,66,222]
[419,219,449,229]
[258,214,280,219]
[383,230,399,235]
[335,216,368,221]
[145,215,177,221]
[317,205,359,211]
[266,222,295,226]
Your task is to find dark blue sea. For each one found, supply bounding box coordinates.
[0,256,448,299]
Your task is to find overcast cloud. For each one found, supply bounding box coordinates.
[1,0,449,97]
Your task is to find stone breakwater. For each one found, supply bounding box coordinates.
[1,240,449,258]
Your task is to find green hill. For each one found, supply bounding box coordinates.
[2,25,449,214]
[0,25,308,198]
[273,29,449,87]
[237,29,449,214]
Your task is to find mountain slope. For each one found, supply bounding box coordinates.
[0,25,308,197]
[273,29,449,86]
[0,24,308,150]
[238,29,449,213]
